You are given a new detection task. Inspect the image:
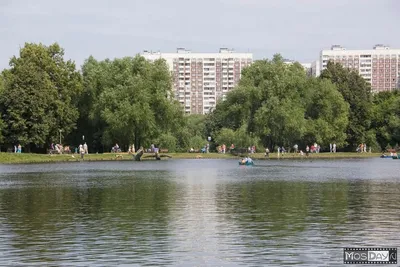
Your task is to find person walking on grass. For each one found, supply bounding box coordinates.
[265,148,270,158]
[80,145,85,159]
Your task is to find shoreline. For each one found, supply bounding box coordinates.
[0,152,383,164]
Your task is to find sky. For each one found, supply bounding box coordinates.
[0,0,399,69]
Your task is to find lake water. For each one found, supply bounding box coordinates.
[0,158,399,266]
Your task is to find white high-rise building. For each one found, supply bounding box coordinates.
[311,60,320,77]
[141,48,253,114]
[319,44,400,93]
[283,59,312,76]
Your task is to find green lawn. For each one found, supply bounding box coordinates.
[0,151,382,164]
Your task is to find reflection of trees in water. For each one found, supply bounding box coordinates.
[346,180,400,233]
[0,171,180,264]
[215,181,355,240]
[216,182,310,238]
[216,179,400,246]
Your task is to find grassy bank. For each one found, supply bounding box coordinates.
[0,151,382,164]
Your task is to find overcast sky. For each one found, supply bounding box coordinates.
[0,0,399,69]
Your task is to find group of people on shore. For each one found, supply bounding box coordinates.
[13,144,22,153]
[356,143,369,153]
[263,143,339,158]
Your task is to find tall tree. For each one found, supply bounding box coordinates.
[208,55,349,150]
[71,56,111,152]
[84,56,185,150]
[371,91,400,150]
[0,75,4,145]
[302,78,349,147]
[320,61,373,150]
[0,43,82,151]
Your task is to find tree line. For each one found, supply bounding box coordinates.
[0,43,399,153]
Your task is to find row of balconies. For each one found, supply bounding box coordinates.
[174,62,250,67]
[323,55,398,59]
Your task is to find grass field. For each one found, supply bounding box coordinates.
[0,151,382,164]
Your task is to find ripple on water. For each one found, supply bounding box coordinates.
[0,158,399,266]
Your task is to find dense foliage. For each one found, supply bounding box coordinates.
[371,90,400,150]
[72,55,186,152]
[0,43,82,152]
[320,61,374,150]
[205,55,349,151]
[0,44,399,153]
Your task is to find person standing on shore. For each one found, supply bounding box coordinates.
[265,148,270,158]
[84,142,88,154]
[80,145,85,159]
[333,143,336,153]
[330,143,332,153]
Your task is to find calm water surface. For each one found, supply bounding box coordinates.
[0,158,399,266]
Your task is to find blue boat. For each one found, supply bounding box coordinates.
[239,159,254,166]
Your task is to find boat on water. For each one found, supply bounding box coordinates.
[239,161,254,166]
[392,155,399,160]
[239,158,254,166]
[380,155,393,158]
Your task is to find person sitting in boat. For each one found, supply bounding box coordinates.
[240,158,246,164]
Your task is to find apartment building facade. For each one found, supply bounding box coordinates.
[141,48,253,114]
[283,59,313,76]
[319,44,400,93]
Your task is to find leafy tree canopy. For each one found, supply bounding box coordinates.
[320,61,373,150]
[0,43,82,151]
[206,54,349,150]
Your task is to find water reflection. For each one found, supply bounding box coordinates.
[0,171,180,266]
[0,159,399,266]
[215,179,400,266]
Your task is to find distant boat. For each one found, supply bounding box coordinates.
[380,155,393,158]
[239,160,254,166]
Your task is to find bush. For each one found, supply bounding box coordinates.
[188,135,205,151]
[157,133,177,152]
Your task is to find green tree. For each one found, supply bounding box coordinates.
[320,61,373,150]
[0,75,4,144]
[71,56,111,152]
[214,128,236,147]
[87,56,185,150]
[0,43,82,151]
[156,133,177,152]
[302,78,349,147]
[207,55,348,150]
[173,114,207,151]
[214,125,260,150]
[188,135,206,150]
[371,91,400,150]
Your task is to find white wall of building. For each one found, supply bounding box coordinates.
[318,45,400,92]
[141,48,253,114]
